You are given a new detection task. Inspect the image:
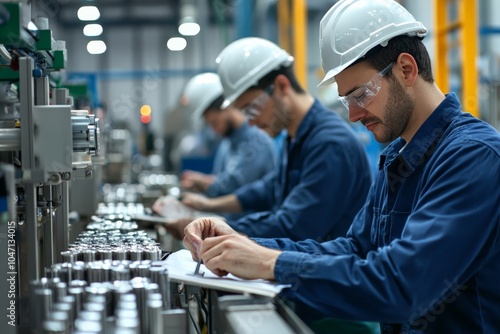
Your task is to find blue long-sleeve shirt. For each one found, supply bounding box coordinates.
[231,99,372,241]
[207,122,276,197]
[256,94,500,333]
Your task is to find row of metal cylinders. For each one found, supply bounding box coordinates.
[65,229,163,263]
[32,276,187,334]
[62,248,163,263]
[46,259,172,285]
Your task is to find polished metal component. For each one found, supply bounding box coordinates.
[42,320,67,334]
[0,128,21,151]
[148,296,164,334]
[83,250,96,262]
[84,302,107,333]
[34,289,53,331]
[132,280,148,334]
[47,311,69,333]
[67,287,85,318]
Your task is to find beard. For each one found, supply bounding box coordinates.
[266,98,290,137]
[223,118,236,137]
[367,76,414,143]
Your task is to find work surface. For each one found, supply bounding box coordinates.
[163,249,290,298]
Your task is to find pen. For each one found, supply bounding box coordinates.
[194,259,203,276]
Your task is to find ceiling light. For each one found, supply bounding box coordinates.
[87,40,106,54]
[167,37,187,51]
[83,24,103,37]
[179,19,200,36]
[78,6,100,21]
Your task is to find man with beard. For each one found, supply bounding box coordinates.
[171,37,372,243]
[182,0,500,333]
[178,72,276,197]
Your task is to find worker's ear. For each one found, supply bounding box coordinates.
[274,74,291,95]
[396,53,418,87]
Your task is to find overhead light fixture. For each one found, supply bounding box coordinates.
[87,40,106,54]
[178,18,200,36]
[78,6,100,21]
[167,37,187,51]
[178,0,199,36]
[83,24,103,37]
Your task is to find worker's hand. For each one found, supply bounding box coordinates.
[183,217,237,260]
[181,192,211,211]
[180,170,215,192]
[200,234,281,280]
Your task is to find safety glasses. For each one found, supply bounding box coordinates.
[339,62,394,110]
[241,84,275,120]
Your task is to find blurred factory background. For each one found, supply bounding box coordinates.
[20,0,500,183]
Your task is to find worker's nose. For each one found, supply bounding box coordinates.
[348,104,367,123]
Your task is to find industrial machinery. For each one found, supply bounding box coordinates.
[0,2,100,332]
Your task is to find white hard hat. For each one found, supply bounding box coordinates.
[318,0,427,87]
[181,72,224,120]
[215,37,294,109]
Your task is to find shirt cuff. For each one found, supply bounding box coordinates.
[252,238,279,249]
[274,251,309,286]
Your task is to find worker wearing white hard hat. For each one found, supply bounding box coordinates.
[178,37,372,244]
[182,0,500,333]
[176,72,277,200]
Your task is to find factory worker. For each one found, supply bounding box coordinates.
[182,0,500,333]
[169,37,372,243]
[176,72,276,198]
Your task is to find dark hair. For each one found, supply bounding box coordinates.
[203,94,224,114]
[361,35,434,83]
[252,65,306,94]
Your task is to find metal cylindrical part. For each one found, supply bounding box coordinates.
[113,249,127,261]
[83,250,96,262]
[58,295,77,324]
[72,265,85,280]
[61,251,76,264]
[159,269,171,310]
[84,302,106,333]
[129,250,142,261]
[132,282,148,334]
[53,282,67,301]
[42,320,66,334]
[0,128,21,151]
[60,263,73,283]
[99,249,113,260]
[115,317,140,333]
[74,319,102,333]
[67,287,84,319]
[137,264,150,278]
[35,288,53,328]
[148,298,163,334]
[112,266,131,282]
[47,311,69,333]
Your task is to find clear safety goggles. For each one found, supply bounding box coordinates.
[339,62,394,110]
[241,84,275,120]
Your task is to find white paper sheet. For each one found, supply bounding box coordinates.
[162,249,290,298]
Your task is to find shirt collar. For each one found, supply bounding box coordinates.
[379,93,462,171]
[288,99,322,144]
[228,121,250,142]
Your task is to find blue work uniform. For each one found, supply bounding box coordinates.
[206,122,276,197]
[231,99,372,241]
[256,94,500,333]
